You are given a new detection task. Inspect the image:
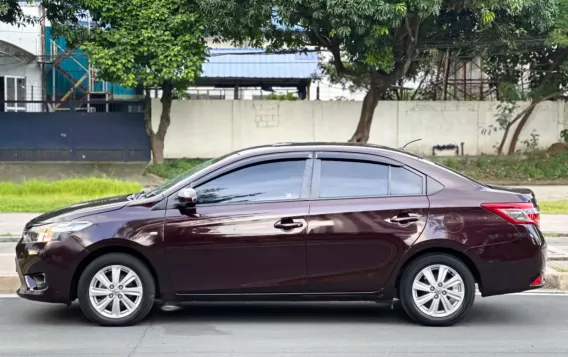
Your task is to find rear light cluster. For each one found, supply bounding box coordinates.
[530,275,545,287]
[481,203,540,226]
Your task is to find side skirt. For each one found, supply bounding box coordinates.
[170,291,390,303]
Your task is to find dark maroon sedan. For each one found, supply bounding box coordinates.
[15,143,546,326]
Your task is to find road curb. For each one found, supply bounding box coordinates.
[544,233,568,237]
[0,236,19,243]
[549,258,568,262]
[0,276,18,294]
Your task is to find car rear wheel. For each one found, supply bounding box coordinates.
[399,253,475,326]
[77,253,155,326]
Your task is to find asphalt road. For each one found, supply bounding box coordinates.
[0,294,567,357]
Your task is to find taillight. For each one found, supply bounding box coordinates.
[530,275,545,287]
[481,202,540,226]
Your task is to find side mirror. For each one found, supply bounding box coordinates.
[176,188,197,208]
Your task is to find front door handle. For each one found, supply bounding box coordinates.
[274,220,303,230]
[390,213,420,224]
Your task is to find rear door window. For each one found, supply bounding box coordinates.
[318,159,424,198]
[320,160,389,198]
[390,166,423,195]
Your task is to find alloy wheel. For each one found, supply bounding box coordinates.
[88,265,143,319]
[411,264,465,318]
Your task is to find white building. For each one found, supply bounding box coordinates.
[0,2,45,112]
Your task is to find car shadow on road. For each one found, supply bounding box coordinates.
[22,299,523,327]
[152,301,411,325]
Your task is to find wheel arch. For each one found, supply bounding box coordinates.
[391,244,482,298]
[70,244,161,301]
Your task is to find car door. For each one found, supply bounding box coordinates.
[305,152,430,293]
[163,152,313,295]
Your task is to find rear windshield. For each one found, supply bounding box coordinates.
[414,156,488,187]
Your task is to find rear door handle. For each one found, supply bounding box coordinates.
[274,220,303,230]
[390,213,420,224]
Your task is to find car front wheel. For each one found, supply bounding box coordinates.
[77,253,155,326]
[399,253,475,326]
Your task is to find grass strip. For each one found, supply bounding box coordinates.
[0,178,141,212]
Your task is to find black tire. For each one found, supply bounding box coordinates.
[77,253,155,326]
[399,253,475,327]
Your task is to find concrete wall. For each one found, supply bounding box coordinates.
[152,100,566,158]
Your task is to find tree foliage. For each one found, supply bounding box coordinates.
[0,0,83,26]
[77,0,205,90]
[57,0,206,164]
[484,0,567,155]
[198,0,557,143]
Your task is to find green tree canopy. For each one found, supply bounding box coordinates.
[483,0,568,155]
[1,0,82,26]
[198,0,558,143]
[58,0,206,164]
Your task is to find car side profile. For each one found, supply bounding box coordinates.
[15,143,546,326]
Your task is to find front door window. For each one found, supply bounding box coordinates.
[196,159,307,205]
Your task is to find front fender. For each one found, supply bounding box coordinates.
[70,237,174,301]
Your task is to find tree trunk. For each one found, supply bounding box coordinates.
[496,122,513,156]
[507,105,536,155]
[496,91,560,155]
[151,135,165,164]
[442,50,451,101]
[145,82,173,165]
[496,102,539,155]
[143,87,154,161]
[153,82,173,164]
[499,49,568,154]
[348,86,381,143]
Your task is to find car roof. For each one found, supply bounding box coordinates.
[227,142,481,191]
[154,142,481,199]
[232,142,422,159]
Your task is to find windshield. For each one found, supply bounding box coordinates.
[145,155,229,197]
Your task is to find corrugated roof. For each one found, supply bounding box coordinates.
[202,48,319,79]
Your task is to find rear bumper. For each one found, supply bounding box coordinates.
[15,237,87,304]
[466,225,546,297]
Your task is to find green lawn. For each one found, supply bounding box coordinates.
[146,158,208,179]
[551,266,568,273]
[0,178,141,212]
[539,200,568,214]
[437,152,568,183]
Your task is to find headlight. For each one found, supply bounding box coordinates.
[29,221,93,242]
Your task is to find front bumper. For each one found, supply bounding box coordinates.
[15,236,87,304]
[466,224,547,297]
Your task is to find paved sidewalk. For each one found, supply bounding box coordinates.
[0,213,40,236]
[521,185,568,201]
[540,215,568,234]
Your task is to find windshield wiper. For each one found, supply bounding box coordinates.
[128,189,151,200]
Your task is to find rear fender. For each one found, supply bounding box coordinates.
[382,239,481,299]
